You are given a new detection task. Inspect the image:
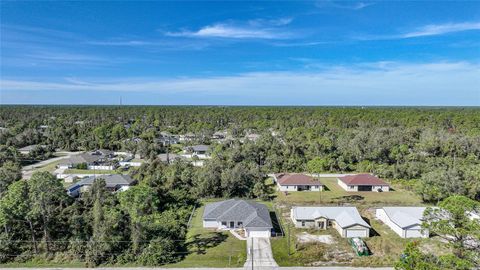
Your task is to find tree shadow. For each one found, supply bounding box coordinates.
[186,232,228,255]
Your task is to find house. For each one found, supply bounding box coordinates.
[67,174,136,197]
[202,199,273,238]
[157,153,185,164]
[337,174,390,192]
[179,133,196,142]
[291,206,371,238]
[18,145,45,155]
[183,145,210,159]
[274,173,324,192]
[376,207,429,238]
[58,149,117,170]
[156,132,179,146]
[212,130,228,141]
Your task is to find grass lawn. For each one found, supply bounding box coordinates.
[64,169,117,174]
[275,177,424,207]
[270,184,446,267]
[165,204,247,268]
[34,160,63,173]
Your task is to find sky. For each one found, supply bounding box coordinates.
[1,1,479,106]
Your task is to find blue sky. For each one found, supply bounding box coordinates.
[1,1,479,105]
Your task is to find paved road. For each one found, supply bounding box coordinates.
[21,151,79,179]
[244,237,278,270]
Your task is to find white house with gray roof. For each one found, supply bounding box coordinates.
[202,199,273,238]
[67,174,136,197]
[376,207,429,238]
[291,206,371,238]
[183,145,210,159]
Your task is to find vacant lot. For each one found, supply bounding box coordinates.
[166,204,247,268]
[275,177,424,206]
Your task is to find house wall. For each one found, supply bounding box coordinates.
[246,228,271,238]
[88,165,115,170]
[376,209,408,237]
[119,161,142,167]
[203,219,218,228]
[371,185,390,192]
[337,179,357,191]
[278,184,298,191]
[343,225,370,238]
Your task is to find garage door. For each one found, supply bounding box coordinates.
[405,229,423,238]
[346,229,367,238]
[247,229,271,238]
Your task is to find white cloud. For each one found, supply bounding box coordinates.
[315,1,374,10]
[402,22,480,38]
[165,20,292,39]
[357,21,480,40]
[2,61,479,105]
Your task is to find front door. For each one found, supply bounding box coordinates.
[230,221,235,228]
[317,221,325,229]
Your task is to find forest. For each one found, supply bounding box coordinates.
[0,105,479,266]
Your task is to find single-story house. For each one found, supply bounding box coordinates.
[157,153,186,164]
[376,207,429,238]
[291,206,371,238]
[179,133,196,142]
[203,199,273,238]
[212,131,228,141]
[337,174,390,192]
[67,174,136,197]
[58,149,117,170]
[18,144,46,155]
[274,173,324,191]
[183,145,210,159]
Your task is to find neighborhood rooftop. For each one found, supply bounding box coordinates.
[291,206,371,229]
[338,174,389,186]
[203,199,272,228]
[380,207,427,229]
[276,173,322,186]
[70,174,135,189]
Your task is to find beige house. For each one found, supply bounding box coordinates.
[291,206,371,238]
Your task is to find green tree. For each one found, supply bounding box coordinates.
[28,172,69,253]
[423,195,480,267]
[0,161,22,196]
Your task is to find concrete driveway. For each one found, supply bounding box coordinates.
[244,237,278,270]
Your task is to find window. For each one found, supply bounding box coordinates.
[301,221,306,227]
[327,220,332,227]
[221,221,227,226]
[237,221,243,227]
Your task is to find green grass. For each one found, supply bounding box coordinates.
[275,177,424,207]
[32,160,63,174]
[165,204,247,268]
[64,169,117,174]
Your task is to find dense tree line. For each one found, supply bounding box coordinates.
[0,106,479,265]
[0,168,196,266]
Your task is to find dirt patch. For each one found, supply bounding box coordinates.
[297,232,335,244]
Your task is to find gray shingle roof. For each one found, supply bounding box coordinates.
[203,199,272,228]
[191,145,209,152]
[292,206,370,229]
[70,174,135,189]
[381,207,426,229]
